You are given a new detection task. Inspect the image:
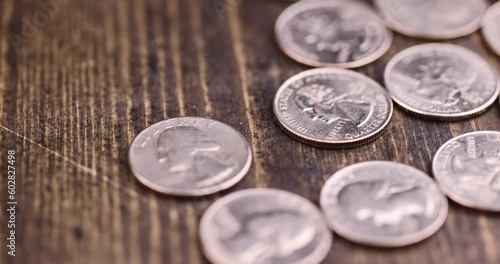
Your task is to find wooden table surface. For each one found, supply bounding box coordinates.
[1,0,499,263]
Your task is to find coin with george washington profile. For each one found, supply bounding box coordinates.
[375,0,488,39]
[275,0,392,68]
[273,68,393,148]
[128,117,252,196]
[483,1,500,56]
[433,131,500,212]
[199,189,332,264]
[384,44,499,121]
[320,161,448,247]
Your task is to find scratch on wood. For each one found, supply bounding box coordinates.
[478,215,498,263]
[185,205,202,264]
[1,125,98,177]
[148,196,162,264]
[448,122,461,137]
[135,0,151,125]
[168,0,186,116]
[191,0,213,116]
[168,201,182,264]
[227,4,267,188]
[150,0,168,118]
[2,124,144,202]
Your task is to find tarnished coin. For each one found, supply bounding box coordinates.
[275,0,392,68]
[199,189,332,264]
[128,117,252,196]
[320,161,448,247]
[375,0,488,39]
[483,2,500,56]
[273,68,393,148]
[384,44,499,121]
[433,131,500,212]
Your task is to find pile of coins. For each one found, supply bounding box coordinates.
[128,0,500,263]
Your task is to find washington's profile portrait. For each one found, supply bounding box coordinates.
[413,59,475,106]
[216,209,316,263]
[339,179,434,232]
[294,11,377,55]
[156,126,236,187]
[451,151,500,192]
[295,84,372,125]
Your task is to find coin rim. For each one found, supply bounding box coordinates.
[275,0,393,68]
[128,117,253,197]
[320,161,449,247]
[432,131,500,212]
[273,109,391,149]
[273,67,394,148]
[374,0,488,39]
[482,2,500,56]
[384,43,500,121]
[199,188,333,264]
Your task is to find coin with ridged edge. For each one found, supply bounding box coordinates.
[384,43,499,121]
[199,188,332,264]
[275,0,392,68]
[273,68,393,148]
[483,2,500,56]
[433,131,500,212]
[375,0,488,39]
[320,161,449,247]
[128,117,252,196]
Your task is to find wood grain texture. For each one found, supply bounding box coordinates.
[0,0,499,263]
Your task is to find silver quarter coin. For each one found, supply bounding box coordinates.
[274,68,393,148]
[320,161,448,247]
[199,188,332,264]
[275,0,392,68]
[128,117,252,196]
[384,43,499,121]
[433,131,500,212]
[375,0,488,39]
[483,2,500,56]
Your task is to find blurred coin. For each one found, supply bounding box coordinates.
[275,0,392,68]
[433,131,500,212]
[128,117,252,196]
[273,68,393,148]
[384,43,499,121]
[375,0,488,39]
[199,188,332,264]
[320,161,448,247]
[483,2,500,56]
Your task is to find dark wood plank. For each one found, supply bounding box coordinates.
[0,0,499,263]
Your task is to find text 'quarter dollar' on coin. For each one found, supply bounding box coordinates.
[274,68,393,148]
[320,161,449,247]
[128,117,252,196]
[375,0,488,39]
[200,189,332,264]
[433,131,500,212]
[275,0,392,68]
[384,43,500,121]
